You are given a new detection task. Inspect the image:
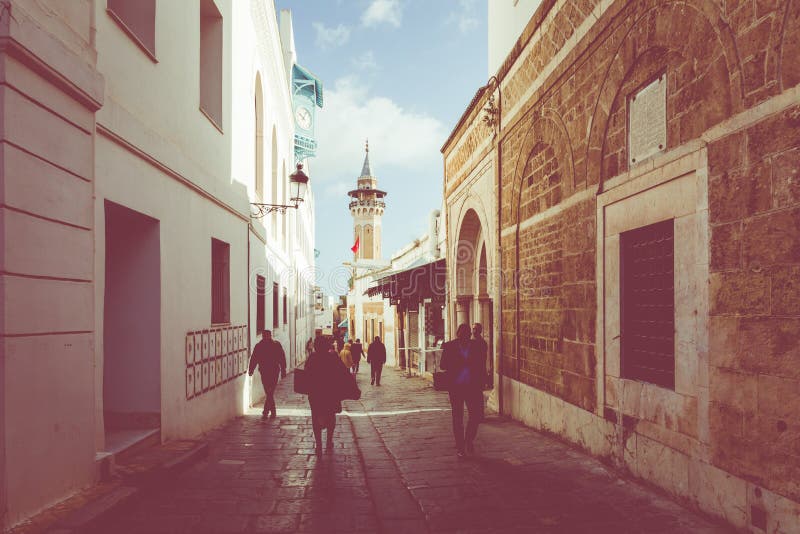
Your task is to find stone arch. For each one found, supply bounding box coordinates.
[456,209,482,298]
[507,110,575,228]
[363,225,374,260]
[281,159,287,248]
[254,72,264,200]
[585,0,743,187]
[450,193,494,293]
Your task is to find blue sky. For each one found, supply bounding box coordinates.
[276,0,487,296]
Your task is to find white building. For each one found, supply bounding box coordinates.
[0,0,318,528]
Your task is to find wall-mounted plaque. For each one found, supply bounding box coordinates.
[629,74,666,165]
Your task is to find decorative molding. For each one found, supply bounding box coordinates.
[0,36,102,111]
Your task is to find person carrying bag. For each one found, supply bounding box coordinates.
[439,323,486,457]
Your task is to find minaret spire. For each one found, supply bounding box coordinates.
[360,139,372,177]
[348,141,387,260]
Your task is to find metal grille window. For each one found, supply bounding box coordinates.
[620,219,675,389]
[211,238,230,324]
[256,275,265,334]
[272,282,279,329]
[282,288,288,325]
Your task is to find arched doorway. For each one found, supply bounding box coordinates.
[454,208,493,382]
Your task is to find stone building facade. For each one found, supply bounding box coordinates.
[443,0,800,531]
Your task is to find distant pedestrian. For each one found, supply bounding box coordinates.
[440,323,486,457]
[367,336,387,386]
[350,338,363,375]
[472,323,489,387]
[305,337,313,360]
[305,337,355,454]
[248,330,287,418]
[339,341,354,370]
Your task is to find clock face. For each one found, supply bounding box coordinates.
[295,106,312,130]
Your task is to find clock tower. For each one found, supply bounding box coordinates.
[348,141,387,261]
[291,64,323,162]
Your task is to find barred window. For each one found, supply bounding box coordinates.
[272,282,279,329]
[620,219,675,389]
[256,275,265,334]
[211,238,230,324]
[282,288,288,325]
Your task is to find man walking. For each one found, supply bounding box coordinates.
[248,330,286,418]
[351,338,363,375]
[367,336,386,386]
[440,323,486,457]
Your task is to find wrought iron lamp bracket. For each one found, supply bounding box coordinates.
[250,202,299,218]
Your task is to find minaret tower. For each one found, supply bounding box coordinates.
[348,140,387,260]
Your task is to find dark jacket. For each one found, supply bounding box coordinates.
[367,341,386,365]
[305,350,354,414]
[440,338,486,391]
[248,338,286,384]
[351,342,363,361]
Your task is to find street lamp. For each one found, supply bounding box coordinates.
[250,163,309,218]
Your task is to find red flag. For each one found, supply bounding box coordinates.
[351,236,360,254]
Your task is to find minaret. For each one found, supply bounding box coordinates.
[348,140,387,260]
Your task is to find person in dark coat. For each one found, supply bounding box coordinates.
[367,336,387,386]
[440,323,486,457]
[350,338,363,375]
[248,330,286,418]
[305,336,352,454]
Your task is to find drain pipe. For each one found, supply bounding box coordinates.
[485,75,504,417]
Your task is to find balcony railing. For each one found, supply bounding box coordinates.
[349,199,386,210]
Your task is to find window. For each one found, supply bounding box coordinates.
[272,282,279,329]
[107,0,156,59]
[282,288,287,325]
[256,275,265,334]
[211,238,230,324]
[199,0,223,129]
[620,219,675,389]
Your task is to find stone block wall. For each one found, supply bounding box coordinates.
[708,105,800,504]
[444,0,800,529]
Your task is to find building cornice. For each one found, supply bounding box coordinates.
[0,32,103,112]
[440,0,557,154]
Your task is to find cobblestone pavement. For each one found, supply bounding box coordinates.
[89,368,734,533]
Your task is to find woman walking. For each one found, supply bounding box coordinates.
[339,341,354,373]
[305,337,355,455]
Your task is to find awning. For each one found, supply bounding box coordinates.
[366,258,446,306]
[292,64,324,108]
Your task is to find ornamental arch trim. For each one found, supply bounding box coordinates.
[584,0,743,188]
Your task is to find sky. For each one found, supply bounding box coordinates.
[276,0,488,296]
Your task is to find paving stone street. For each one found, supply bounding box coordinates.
[89,368,734,533]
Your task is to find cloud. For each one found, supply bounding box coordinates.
[447,0,479,33]
[312,22,351,49]
[351,51,378,71]
[323,180,352,198]
[361,0,402,28]
[312,76,446,191]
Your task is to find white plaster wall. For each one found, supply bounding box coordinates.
[488,0,542,77]
[94,135,249,442]
[1,2,102,527]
